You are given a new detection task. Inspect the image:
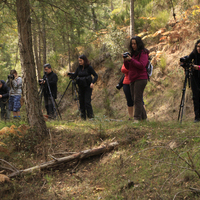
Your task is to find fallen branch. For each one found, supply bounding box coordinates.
[8,141,119,178]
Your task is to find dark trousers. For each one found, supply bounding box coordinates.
[191,75,200,120]
[78,86,94,119]
[0,100,10,120]
[44,96,55,118]
[130,79,147,120]
[123,84,134,107]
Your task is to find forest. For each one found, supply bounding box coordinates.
[1,0,200,199]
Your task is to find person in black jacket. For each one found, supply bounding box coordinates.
[39,63,58,118]
[187,39,200,122]
[0,80,10,119]
[70,55,98,120]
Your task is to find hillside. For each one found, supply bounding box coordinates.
[61,17,199,123]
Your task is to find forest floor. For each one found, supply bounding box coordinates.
[1,119,200,200]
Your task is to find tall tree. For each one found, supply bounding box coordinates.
[130,0,135,37]
[16,0,47,136]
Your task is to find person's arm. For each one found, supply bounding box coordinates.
[89,66,98,84]
[12,77,22,89]
[2,84,9,99]
[48,73,58,86]
[71,67,79,80]
[128,52,148,70]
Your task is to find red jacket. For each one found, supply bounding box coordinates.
[121,64,130,84]
[124,50,148,82]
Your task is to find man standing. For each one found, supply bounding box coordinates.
[0,80,10,120]
[39,63,58,119]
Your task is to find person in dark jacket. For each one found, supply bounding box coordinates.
[0,80,10,119]
[39,63,58,118]
[70,54,98,120]
[123,36,149,122]
[187,39,200,122]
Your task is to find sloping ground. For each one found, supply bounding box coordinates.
[1,120,200,200]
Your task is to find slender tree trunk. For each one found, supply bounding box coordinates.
[130,0,135,38]
[42,9,46,65]
[91,5,98,31]
[16,0,48,136]
[38,27,42,76]
[111,0,114,11]
[32,21,40,80]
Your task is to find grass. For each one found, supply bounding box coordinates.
[1,118,200,199]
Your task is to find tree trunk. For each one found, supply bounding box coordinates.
[32,21,40,80]
[130,0,135,38]
[42,8,46,65]
[91,5,98,31]
[16,0,47,136]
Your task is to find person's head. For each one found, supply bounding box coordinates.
[78,54,89,67]
[10,69,17,78]
[129,36,145,56]
[43,63,52,74]
[194,39,200,54]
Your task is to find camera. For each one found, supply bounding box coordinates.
[68,72,75,79]
[180,56,192,68]
[180,56,190,63]
[116,83,123,90]
[39,79,43,84]
[68,72,75,76]
[123,52,131,58]
[8,74,14,80]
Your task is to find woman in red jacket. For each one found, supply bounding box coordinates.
[123,36,149,122]
[121,64,134,119]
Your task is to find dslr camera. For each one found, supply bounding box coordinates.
[180,56,192,69]
[123,52,131,58]
[68,72,75,79]
[8,74,15,80]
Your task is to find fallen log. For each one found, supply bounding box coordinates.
[8,141,119,178]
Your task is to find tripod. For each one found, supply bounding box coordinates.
[57,78,80,111]
[39,75,61,120]
[178,66,192,123]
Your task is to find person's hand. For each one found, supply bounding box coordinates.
[193,65,199,70]
[90,83,94,89]
[123,55,132,61]
[0,95,2,98]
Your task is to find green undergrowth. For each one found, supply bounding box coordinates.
[1,118,200,199]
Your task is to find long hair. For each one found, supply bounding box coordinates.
[129,36,148,57]
[193,39,200,54]
[79,54,90,67]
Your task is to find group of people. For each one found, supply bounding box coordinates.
[121,37,200,123]
[0,70,22,120]
[40,55,98,120]
[1,37,200,122]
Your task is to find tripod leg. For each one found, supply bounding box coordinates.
[72,81,80,113]
[57,80,72,107]
[178,70,189,123]
[54,100,62,120]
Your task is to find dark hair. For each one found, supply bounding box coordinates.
[79,54,90,67]
[10,69,17,75]
[129,36,148,57]
[43,63,51,68]
[193,39,200,54]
